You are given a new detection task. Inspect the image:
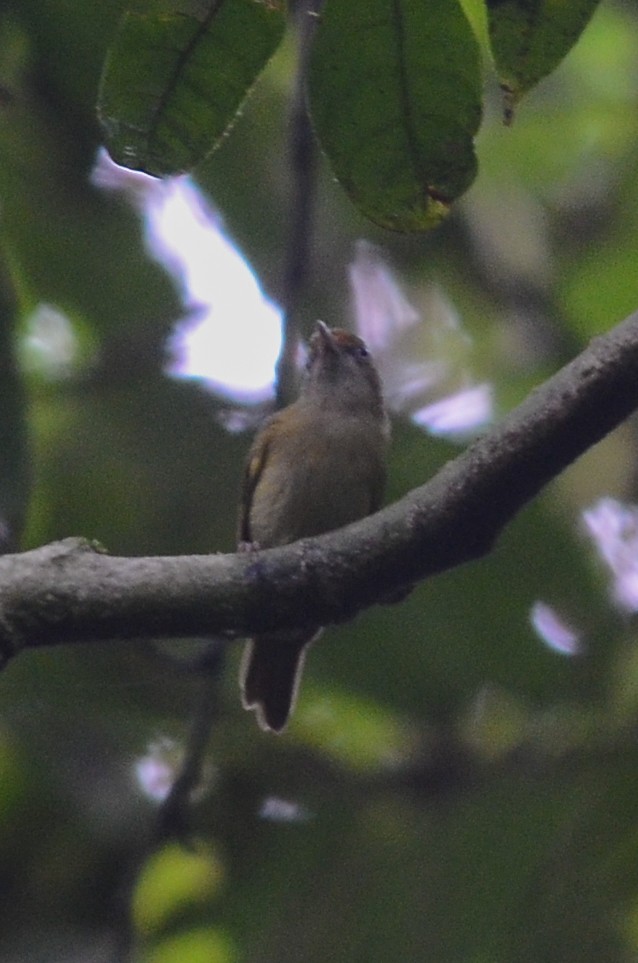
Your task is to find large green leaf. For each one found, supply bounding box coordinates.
[98,0,285,176]
[308,0,483,233]
[487,0,602,122]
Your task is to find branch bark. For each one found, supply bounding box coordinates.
[2,308,638,658]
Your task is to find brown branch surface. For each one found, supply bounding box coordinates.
[1,309,638,656]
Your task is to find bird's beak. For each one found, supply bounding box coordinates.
[314,320,338,354]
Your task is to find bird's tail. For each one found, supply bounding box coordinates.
[240,631,320,732]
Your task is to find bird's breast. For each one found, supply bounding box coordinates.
[248,411,386,547]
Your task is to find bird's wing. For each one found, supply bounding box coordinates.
[237,416,277,545]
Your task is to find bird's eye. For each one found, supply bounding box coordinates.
[354,345,369,359]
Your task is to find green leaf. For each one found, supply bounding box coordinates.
[98,0,286,176]
[486,0,603,122]
[133,842,225,936]
[143,927,236,963]
[308,0,482,233]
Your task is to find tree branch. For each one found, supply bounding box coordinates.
[2,308,638,657]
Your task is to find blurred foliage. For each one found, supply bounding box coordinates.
[306,0,482,230]
[1,1,638,962]
[99,0,286,177]
[487,0,602,120]
[97,0,601,231]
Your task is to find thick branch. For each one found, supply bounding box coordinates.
[1,309,638,655]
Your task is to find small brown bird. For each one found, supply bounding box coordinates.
[238,321,389,732]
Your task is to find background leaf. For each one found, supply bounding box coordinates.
[487,0,603,121]
[98,0,286,175]
[308,0,483,232]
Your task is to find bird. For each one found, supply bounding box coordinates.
[238,320,389,732]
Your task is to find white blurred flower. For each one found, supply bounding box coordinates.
[20,303,80,379]
[530,601,582,656]
[134,737,180,803]
[582,497,638,613]
[412,385,493,438]
[348,241,493,440]
[258,796,312,823]
[348,239,421,351]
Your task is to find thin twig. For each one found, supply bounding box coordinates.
[275,0,322,407]
[154,647,222,842]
